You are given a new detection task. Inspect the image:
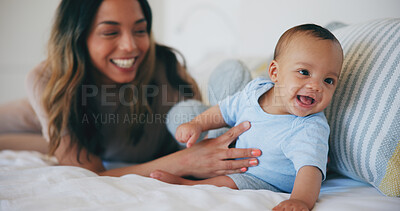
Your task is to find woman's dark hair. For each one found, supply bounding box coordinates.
[137,0,195,94]
[137,0,152,33]
[43,0,104,157]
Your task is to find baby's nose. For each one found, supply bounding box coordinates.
[306,80,322,92]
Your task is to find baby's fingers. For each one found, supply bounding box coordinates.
[186,133,199,148]
[175,131,188,144]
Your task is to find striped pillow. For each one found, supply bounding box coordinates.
[325,18,400,197]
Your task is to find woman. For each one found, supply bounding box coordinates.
[0,0,259,178]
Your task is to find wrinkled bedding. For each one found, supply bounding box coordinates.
[1,150,399,211]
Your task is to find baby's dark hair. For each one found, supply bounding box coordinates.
[273,24,341,60]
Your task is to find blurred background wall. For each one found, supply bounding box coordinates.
[1,0,399,104]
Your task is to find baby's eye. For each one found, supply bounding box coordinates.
[324,78,334,85]
[299,69,309,76]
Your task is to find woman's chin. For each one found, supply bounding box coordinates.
[115,78,135,84]
[108,74,137,84]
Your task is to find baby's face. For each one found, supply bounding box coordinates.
[270,34,343,117]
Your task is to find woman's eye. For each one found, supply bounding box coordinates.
[299,70,309,76]
[103,31,118,36]
[134,30,147,36]
[324,78,334,85]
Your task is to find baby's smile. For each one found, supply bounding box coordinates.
[296,95,316,106]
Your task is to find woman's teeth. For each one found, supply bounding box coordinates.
[111,58,135,68]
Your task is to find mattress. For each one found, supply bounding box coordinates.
[1,150,399,210]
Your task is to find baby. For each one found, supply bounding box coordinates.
[151,24,343,211]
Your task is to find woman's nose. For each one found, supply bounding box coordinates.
[119,33,136,52]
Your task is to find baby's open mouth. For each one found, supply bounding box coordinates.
[297,95,315,105]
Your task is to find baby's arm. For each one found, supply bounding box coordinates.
[273,166,322,211]
[176,105,227,148]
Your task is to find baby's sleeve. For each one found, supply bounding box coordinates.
[218,91,243,127]
[282,113,330,180]
[218,78,268,127]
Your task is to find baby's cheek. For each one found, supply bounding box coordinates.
[288,86,300,97]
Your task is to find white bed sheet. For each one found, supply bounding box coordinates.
[1,150,399,211]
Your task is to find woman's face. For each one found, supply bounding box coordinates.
[87,0,150,84]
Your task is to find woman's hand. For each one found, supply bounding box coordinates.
[175,121,261,179]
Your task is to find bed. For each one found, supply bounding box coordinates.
[0,150,399,211]
[1,18,400,211]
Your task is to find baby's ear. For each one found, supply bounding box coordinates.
[268,60,279,82]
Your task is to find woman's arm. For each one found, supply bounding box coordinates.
[56,121,260,178]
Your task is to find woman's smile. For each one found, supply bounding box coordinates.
[110,58,137,69]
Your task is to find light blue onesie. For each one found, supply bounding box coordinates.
[219,78,329,193]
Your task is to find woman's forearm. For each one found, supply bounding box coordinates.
[99,150,187,177]
[56,135,187,177]
[58,122,257,179]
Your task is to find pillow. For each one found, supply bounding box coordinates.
[325,18,400,197]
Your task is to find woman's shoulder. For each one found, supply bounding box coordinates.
[25,61,52,141]
[25,61,52,107]
[25,61,50,91]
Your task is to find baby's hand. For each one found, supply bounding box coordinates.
[272,199,309,211]
[175,122,202,148]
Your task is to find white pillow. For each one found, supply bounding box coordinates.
[325,18,400,197]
